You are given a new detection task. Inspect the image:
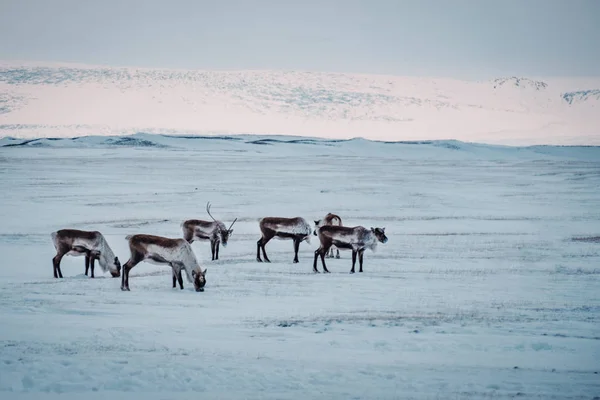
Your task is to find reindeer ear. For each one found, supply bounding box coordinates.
[114,256,119,262]
[203,268,207,275]
[314,220,320,225]
[371,227,375,232]
[382,227,386,232]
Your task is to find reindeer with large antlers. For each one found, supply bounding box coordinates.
[181,202,237,261]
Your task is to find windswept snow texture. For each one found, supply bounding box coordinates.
[1,62,599,145]
[1,136,600,399]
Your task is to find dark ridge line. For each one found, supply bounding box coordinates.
[2,138,41,147]
[2,132,600,149]
[159,134,244,141]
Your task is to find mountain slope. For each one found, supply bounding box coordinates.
[1,62,599,145]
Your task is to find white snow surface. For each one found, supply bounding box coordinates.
[1,135,599,399]
[1,61,599,145]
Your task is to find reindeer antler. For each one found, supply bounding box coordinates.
[206,201,217,222]
[228,218,238,231]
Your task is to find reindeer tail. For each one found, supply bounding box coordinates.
[125,235,133,241]
[50,231,58,248]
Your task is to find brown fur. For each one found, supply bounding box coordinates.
[51,229,120,279]
[313,213,343,258]
[121,234,206,292]
[323,213,342,225]
[128,234,183,250]
[257,217,311,264]
[313,225,388,274]
[181,202,237,261]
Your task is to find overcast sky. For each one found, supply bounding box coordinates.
[1,0,599,78]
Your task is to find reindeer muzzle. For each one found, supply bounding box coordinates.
[196,287,205,292]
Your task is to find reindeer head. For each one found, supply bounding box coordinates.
[371,227,388,244]
[218,219,237,247]
[192,268,207,292]
[110,256,121,278]
[313,219,322,236]
[207,201,237,247]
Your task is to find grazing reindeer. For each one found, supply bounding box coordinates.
[257,217,312,263]
[313,226,388,273]
[313,213,343,259]
[181,202,237,261]
[121,234,207,292]
[51,229,121,279]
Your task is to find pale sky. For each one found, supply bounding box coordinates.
[1,0,599,79]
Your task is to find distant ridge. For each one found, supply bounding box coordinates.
[2,133,599,163]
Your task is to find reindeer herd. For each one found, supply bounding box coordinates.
[51,203,388,292]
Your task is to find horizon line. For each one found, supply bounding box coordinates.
[2,131,600,149]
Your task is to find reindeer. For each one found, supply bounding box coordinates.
[256,217,312,263]
[313,226,388,273]
[181,202,237,261]
[121,234,207,292]
[51,229,121,279]
[313,213,343,259]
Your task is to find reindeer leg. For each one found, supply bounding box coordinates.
[350,250,357,274]
[261,235,272,263]
[313,248,321,273]
[336,248,340,259]
[52,251,66,278]
[358,250,365,273]
[85,255,90,276]
[90,256,95,278]
[121,255,142,291]
[320,249,330,273]
[177,269,184,290]
[56,258,64,278]
[256,238,263,262]
[293,239,300,263]
[215,241,220,260]
[172,269,177,288]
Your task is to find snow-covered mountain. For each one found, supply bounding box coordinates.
[562,89,600,105]
[1,61,599,145]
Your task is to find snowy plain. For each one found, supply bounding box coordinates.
[0,134,599,399]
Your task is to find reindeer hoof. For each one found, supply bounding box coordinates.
[120,286,129,291]
[293,260,299,264]
[349,271,355,274]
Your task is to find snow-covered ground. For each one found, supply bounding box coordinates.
[1,62,600,145]
[0,135,599,399]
